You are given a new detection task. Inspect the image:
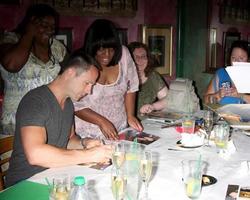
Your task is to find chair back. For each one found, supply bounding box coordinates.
[0,135,14,191]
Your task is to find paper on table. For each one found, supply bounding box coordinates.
[226,62,250,93]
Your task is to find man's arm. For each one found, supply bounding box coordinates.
[67,125,101,149]
[21,126,111,168]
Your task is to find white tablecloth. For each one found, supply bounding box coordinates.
[29,120,250,200]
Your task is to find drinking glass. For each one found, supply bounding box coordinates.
[203,110,214,146]
[182,116,195,134]
[181,160,207,199]
[112,141,125,170]
[49,175,71,200]
[139,150,153,200]
[213,124,230,154]
[111,167,127,200]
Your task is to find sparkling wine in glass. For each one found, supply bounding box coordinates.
[111,168,127,200]
[203,111,214,146]
[112,142,125,170]
[139,150,153,200]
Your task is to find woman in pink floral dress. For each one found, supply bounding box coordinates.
[74,19,143,140]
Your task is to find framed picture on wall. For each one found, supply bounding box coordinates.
[223,32,241,66]
[206,28,217,72]
[0,0,20,5]
[116,28,128,45]
[55,28,73,52]
[139,24,173,75]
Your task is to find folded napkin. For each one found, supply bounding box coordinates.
[239,161,250,175]
[181,133,205,146]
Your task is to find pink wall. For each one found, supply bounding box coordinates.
[0,0,177,78]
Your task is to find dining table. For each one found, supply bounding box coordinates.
[22,118,250,200]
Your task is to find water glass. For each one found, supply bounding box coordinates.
[181,160,207,199]
[182,117,195,134]
[213,124,230,153]
[49,175,71,200]
[124,142,144,200]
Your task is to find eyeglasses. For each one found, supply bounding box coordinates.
[134,55,147,60]
[39,20,55,33]
[96,48,115,55]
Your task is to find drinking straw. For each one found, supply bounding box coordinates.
[132,137,138,153]
[45,177,51,186]
[195,154,202,179]
[45,177,53,190]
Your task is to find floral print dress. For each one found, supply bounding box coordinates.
[74,46,139,138]
[0,32,66,134]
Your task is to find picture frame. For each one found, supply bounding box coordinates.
[139,24,173,75]
[247,34,250,43]
[116,28,128,45]
[206,28,217,72]
[55,28,73,52]
[223,31,241,66]
[0,0,20,5]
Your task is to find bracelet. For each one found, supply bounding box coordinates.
[80,138,86,149]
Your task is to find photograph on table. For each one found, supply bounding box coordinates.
[225,184,240,200]
[119,128,160,145]
[139,24,173,75]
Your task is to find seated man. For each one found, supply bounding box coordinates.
[6,53,112,187]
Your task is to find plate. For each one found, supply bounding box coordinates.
[244,131,250,137]
[230,124,250,131]
[202,175,217,186]
[176,140,203,148]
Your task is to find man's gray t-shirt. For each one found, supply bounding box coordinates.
[6,85,74,186]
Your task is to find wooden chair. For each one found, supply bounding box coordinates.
[0,135,14,191]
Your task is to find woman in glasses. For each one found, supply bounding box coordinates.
[128,42,168,119]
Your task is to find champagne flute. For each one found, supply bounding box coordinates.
[112,141,125,170]
[111,167,127,200]
[139,150,153,200]
[203,110,214,146]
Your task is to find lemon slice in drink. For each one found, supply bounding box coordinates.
[126,153,137,160]
[186,178,200,197]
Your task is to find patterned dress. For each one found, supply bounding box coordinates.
[74,46,139,138]
[0,32,66,134]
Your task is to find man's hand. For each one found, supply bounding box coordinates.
[86,145,112,164]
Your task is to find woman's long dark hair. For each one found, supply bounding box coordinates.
[83,19,122,67]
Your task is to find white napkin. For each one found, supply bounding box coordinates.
[240,161,250,174]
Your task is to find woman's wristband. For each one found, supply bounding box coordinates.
[80,138,86,149]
